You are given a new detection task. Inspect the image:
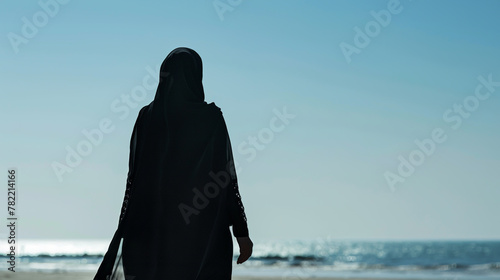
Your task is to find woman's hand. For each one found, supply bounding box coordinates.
[236,236,253,264]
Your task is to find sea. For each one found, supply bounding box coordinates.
[0,238,499,279]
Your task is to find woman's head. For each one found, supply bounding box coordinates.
[158,47,204,104]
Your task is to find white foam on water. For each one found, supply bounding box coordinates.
[0,239,109,256]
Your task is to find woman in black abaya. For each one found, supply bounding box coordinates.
[94,47,252,280]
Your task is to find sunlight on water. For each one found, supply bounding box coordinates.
[0,238,499,279]
[0,239,109,256]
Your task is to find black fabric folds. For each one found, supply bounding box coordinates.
[94,47,249,280]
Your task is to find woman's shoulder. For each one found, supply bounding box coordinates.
[206,102,225,119]
[206,101,221,113]
[136,102,153,117]
[205,102,228,130]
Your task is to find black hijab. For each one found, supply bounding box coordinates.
[154,47,206,115]
[94,47,249,280]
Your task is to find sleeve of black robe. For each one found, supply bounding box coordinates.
[228,179,249,237]
[219,114,249,238]
[118,106,143,225]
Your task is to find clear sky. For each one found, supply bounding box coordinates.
[1,0,499,243]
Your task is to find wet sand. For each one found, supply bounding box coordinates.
[0,271,426,280]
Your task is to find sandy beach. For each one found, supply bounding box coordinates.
[0,271,427,280]
[0,271,432,280]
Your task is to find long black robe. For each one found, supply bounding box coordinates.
[94,47,249,280]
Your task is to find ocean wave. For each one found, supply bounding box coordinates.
[1,239,499,276]
[243,257,500,272]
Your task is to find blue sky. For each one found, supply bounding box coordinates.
[1,0,499,243]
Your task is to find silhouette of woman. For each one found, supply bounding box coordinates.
[94,47,252,280]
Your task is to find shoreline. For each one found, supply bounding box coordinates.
[0,271,440,280]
